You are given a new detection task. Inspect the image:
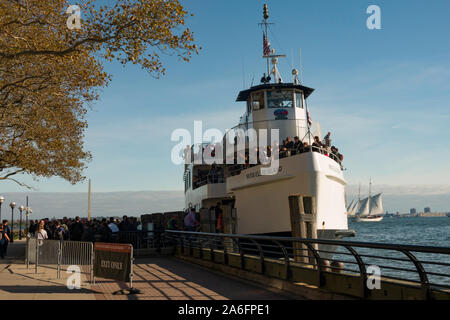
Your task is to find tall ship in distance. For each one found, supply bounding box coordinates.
[183,4,355,242]
[347,180,384,222]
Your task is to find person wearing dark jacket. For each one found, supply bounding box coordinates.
[118,215,131,232]
[2,220,11,256]
[54,222,65,241]
[99,222,112,242]
[69,216,84,241]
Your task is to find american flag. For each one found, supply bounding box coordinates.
[263,34,271,56]
[306,107,312,128]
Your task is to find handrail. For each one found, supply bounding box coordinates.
[166,230,450,254]
[165,230,450,297]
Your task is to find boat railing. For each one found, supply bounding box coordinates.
[166,230,450,299]
[227,145,343,177]
[193,173,225,189]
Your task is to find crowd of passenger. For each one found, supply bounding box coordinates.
[189,132,344,188]
[24,215,140,243]
[229,131,344,174]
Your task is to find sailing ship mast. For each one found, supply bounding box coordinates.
[368,178,372,217]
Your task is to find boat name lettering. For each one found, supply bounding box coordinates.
[328,164,340,174]
[246,166,282,179]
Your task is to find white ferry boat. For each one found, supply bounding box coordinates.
[183,5,355,241]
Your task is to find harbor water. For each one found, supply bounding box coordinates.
[335,217,450,287]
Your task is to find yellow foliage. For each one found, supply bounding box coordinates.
[0,0,198,187]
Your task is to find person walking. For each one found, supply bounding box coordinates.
[2,220,11,257]
[0,224,10,259]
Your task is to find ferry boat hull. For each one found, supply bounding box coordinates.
[227,151,350,240]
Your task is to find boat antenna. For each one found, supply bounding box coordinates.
[299,48,303,85]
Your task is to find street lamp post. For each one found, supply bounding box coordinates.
[19,205,24,240]
[25,207,31,236]
[9,202,16,243]
[0,196,4,222]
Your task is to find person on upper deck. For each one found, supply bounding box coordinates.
[285,137,294,150]
[292,137,301,155]
[323,132,331,148]
[313,136,322,152]
[208,163,218,183]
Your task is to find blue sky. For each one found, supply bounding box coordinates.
[3,0,450,197]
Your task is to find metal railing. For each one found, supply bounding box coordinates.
[111,230,166,250]
[26,237,94,282]
[165,230,450,299]
[226,145,342,177]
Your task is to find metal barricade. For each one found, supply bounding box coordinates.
[26,238,94,283]
[59,241,94,282]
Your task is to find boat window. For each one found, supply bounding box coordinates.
[251,92,265,110]
[267,90,293,108]
[295,91,303,108]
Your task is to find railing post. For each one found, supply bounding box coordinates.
[222,236,229,266]
[209,237,215,262]
[273,240,290,280]
[57,240,62,279]
[35,234,38,274]
[25,235,29,268]
[249,239,264,274]
[400,249,430,300]
[344,245,368,298]
[304,242,324,287]
[91,243,95,285]
[198,238,203,259]
[232,239,244,269]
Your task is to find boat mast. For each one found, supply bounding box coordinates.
[260,4,285,84]
[368,178,372,216]
[262,4,270,78]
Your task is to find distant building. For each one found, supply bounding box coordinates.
[410,208,417,214]
[424,207,431,213]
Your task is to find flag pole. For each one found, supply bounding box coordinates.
[306,101,312,151]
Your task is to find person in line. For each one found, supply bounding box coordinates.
[35,220,48,240]
[99,220,112,242]
[108,217,119,235]
[69,216,84,241]
[215,202,224,234]
[184,208,198,232]
[54,221,65,241]
[28,220,36,236]
[119,215,131,232]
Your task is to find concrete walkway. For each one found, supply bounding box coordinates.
[0,255,292,300]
